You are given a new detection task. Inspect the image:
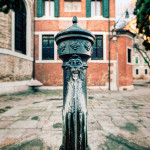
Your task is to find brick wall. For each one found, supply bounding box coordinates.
[34,0,134,89]
[118,36,133,86]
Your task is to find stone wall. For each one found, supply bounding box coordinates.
[0,54,32,82]
[0,0,34,83]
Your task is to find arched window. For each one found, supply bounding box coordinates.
[15,1,26,54]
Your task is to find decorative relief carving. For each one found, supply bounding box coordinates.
[59,42,66,52]
[64,55,85,81]
[84,42,91,51]
[70,40,80,50]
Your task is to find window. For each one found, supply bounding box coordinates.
[43,0,54,17]
[91,0,102,17]
[135,57,138,64]
[91,35,103,60]
[136,69,139,75]
[64,0,81,12]
[145,69,148,75]
[127,48,132,63]
[15,1,26,54]
[42,35,54,60]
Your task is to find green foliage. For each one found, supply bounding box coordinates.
[0,0,23,13]
[134,0,150,50]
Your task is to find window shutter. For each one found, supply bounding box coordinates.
[86,0,91,17]
[103,0,109,18]
[37,0,43,17]
[54,0,59,17]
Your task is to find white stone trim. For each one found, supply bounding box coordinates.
[35,31,111,35]
[127,46,133,65]
[36,60,62,63]
[0,80,30,95]
[39,34,42,61]
[35,17,116,21]
[36,60,116,64]
[118,34,134,40]
[119,85,134,91]
[39,86,63,90]
[88,60,117,63]
[39,86,109,91]
[11,0,31,57]
[87,86,108,90]
[11,11,15,52]
[0,48,33,61]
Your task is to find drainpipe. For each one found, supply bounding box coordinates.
[108,19,111,90]
[33,0,35,79]
[115,40,119,91]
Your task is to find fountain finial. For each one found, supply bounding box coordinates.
[72,16,78,24]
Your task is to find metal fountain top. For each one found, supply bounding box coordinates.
[55,16,95,59]
[55,16,95,45]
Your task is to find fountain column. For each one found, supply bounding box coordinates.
[55,16,95,150]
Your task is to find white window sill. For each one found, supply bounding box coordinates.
[35,17,115,21]
[0,48,33,61]
[36,60,62,63]
[127,62,133,65]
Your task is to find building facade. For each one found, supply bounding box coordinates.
[34,0,134,90]
[0,0,135,94]
[124,18,150,80]
[0,0,34,94]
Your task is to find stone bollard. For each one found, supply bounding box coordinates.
[55,16,95,150]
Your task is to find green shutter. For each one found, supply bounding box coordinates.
[54,0,59,17]
[136,57,138,63]
[86,0,91,17]
[37,0,43,17]
[103,0,109,18]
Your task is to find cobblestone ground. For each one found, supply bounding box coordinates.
[0,86,150,150]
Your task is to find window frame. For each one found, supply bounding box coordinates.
[136,69,139,75]
[127,47,133,65]
[11,0,31,57]
[15,1,27,55]
[91,35,103,60]
[89,32,106,63]
[145,69,148,75]
[42,35,55,60]
[135,56,139,64]
[36,32,61,63]
[91,0,102,17]
[43,0,55,17]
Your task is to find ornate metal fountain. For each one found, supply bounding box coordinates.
[55,16,95,150]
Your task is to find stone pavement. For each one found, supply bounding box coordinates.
[0,86,150,150]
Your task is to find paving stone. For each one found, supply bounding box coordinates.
[9,120,38,129]
[0,121,14,128]
[0,86,150,149]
